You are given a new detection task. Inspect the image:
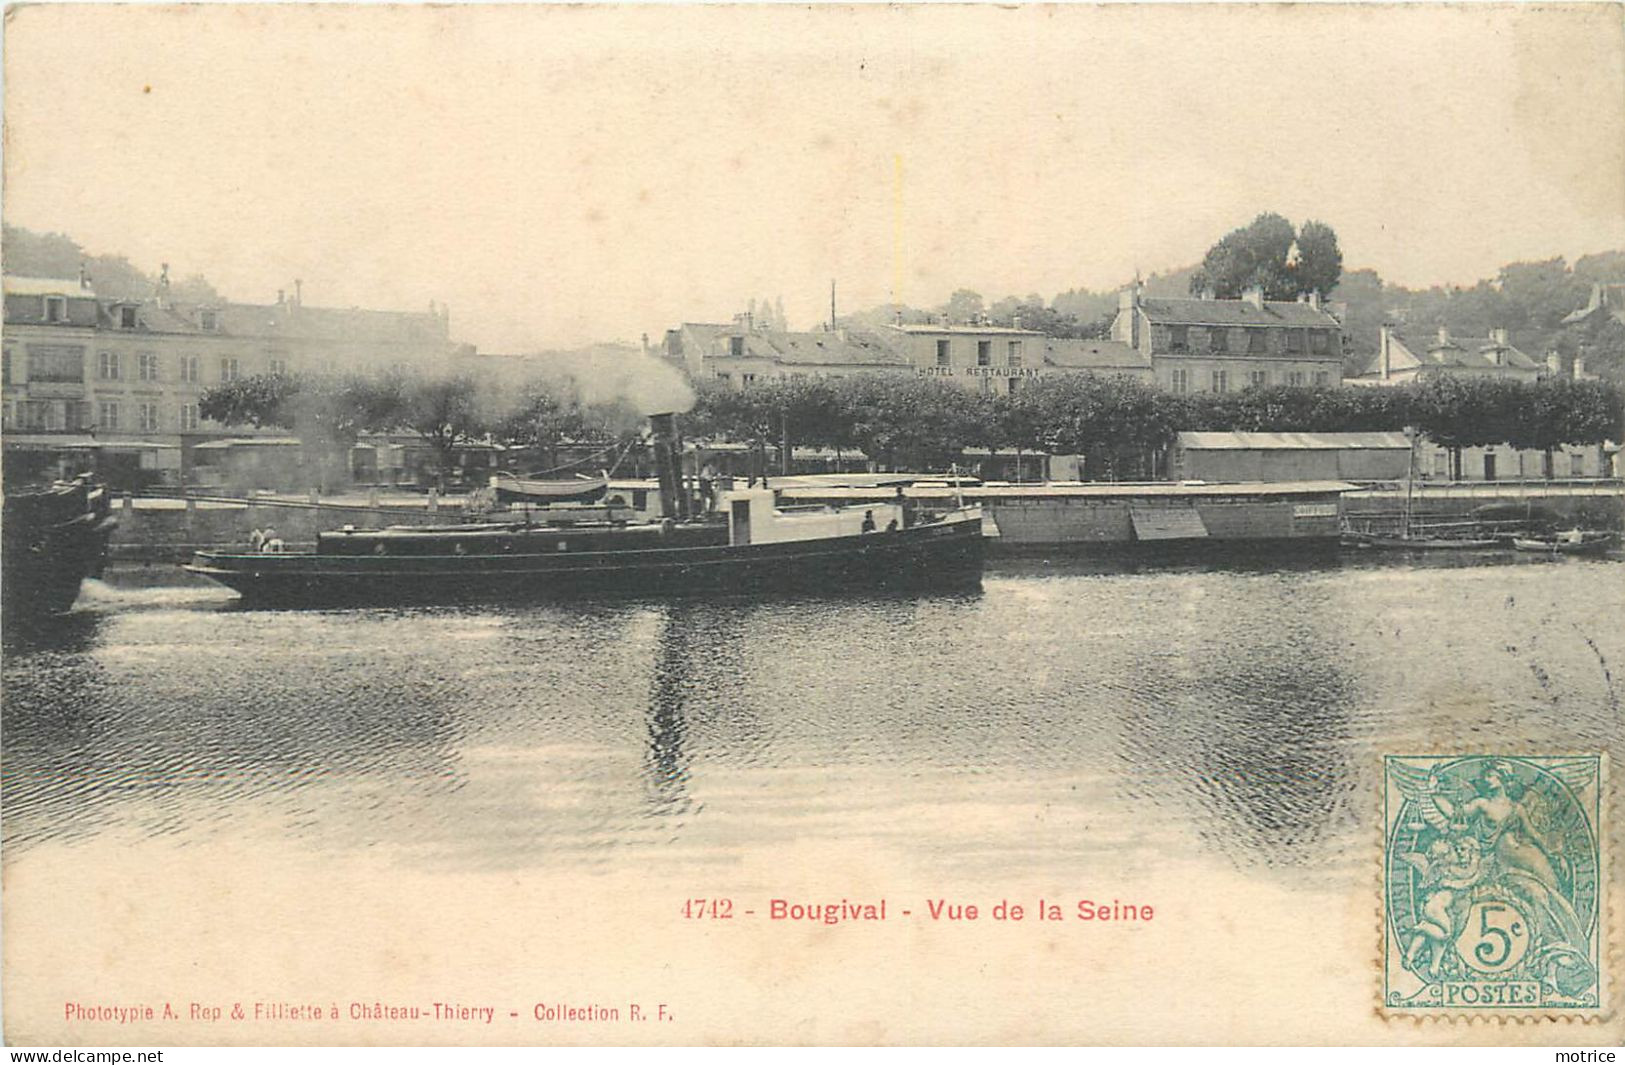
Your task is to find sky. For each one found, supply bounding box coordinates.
[5,4,1624,352]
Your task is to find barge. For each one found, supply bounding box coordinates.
[2,474,119,618]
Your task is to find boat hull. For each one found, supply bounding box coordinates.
[1512,535,1615,556]
[187,518,984,606]
[2,479,118,619]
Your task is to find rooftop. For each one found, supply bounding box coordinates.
[1135,296,1342,329]
[3,275,95,298]
[1176,431,1411,451]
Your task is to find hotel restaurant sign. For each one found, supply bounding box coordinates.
[915,366,1043,379]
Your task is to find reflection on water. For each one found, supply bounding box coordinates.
[3,555,1621,890]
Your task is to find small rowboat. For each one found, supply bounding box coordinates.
[491,473,608,505]
[1512,532,1615,556]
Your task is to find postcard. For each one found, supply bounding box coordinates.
[3,3,1622,1047]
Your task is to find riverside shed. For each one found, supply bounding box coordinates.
[1171,431,1412,483]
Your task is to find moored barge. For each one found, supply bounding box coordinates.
[2,474,119,618]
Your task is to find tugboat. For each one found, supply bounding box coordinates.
[2,474,119,619]
[185,413,984,606]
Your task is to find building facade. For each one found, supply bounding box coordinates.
[2,272,465,486]
[664,312,1152,395]
[1346,325,1543,386]
[887,321,1151,393]
[1111,283,1346,393]
[663,315,915,386]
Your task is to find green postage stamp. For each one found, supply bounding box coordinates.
[1384,755,1607,1016]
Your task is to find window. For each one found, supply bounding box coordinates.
[1007,378,1020,395]
[1313,371,1330,387]
[1170,368,1189,395]
[1168,326,1189,354]
[97,401,120,431]
[979,376,991,395]
[1286,330,1306,354]
[1310,330,1329,354]
[977,340,991,366]
[1249,370,1268,388]
[200,309,218,331]
[1248,330,1267,354]
[936,339,951,367]
[20,400,53,430]
[1211,369,1229,394]
[180,355,200,383]
[740,373,756,387]
[220,357,240,382]
[1571,453,1585,477]
[268,358,288,376]
[729,336,745,357]
[27,345,85,383]
[1007,340,1023,366]
[1,348,9,385]
[120,305,138,329]
[43,296,67,322]
[1210,328,1229,353]
[98,351,121,380]
[138,353,160,382]
[138,403,160,432]
[715,372,731,386]
[1287,370,1305,387]
[68,401,92,430]
[1432,452,1447,477]
[179,404,199,431]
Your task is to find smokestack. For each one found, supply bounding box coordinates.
[294,279,303,308]
[1379,324,1393,380]
[649,412,690,521]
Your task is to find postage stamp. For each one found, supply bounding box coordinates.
[1383,755,1607,1016]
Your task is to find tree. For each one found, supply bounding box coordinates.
[1188,212,1299,300]
[942,289,985,325]
[1189,213,1343,302]
[1291,220,1343,300]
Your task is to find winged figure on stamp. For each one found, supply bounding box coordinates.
[1391,757,1597,999]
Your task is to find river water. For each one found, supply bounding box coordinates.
[3,553,1621,1044]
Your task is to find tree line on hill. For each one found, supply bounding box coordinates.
[2,225,223,304]
[203,367,1623,488]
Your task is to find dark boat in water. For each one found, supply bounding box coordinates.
[185,413,984,606]
[2,474,119,618]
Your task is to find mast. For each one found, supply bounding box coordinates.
[1402,425,1417,540]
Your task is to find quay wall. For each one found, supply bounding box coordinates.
[1342,483,1623,535]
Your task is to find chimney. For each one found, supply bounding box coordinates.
[1011,312,1022,330]
[940,312,950,327]
[155,262,172,307]
[641,332,651,355]
[1379,324,1394,380]
[1546,351,1562,376]
[1489,327,1508,347]
[277,289,285,306]
[78,261,90,290]
[1241,284,1265,310]
[1575,354,1589,380]
[1118,284,1141,349]
[648,412,690,521]
[894,309,903,326]
[293,279,303,308]
[1307,291,1322,311]
[1436,326,1450,347]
